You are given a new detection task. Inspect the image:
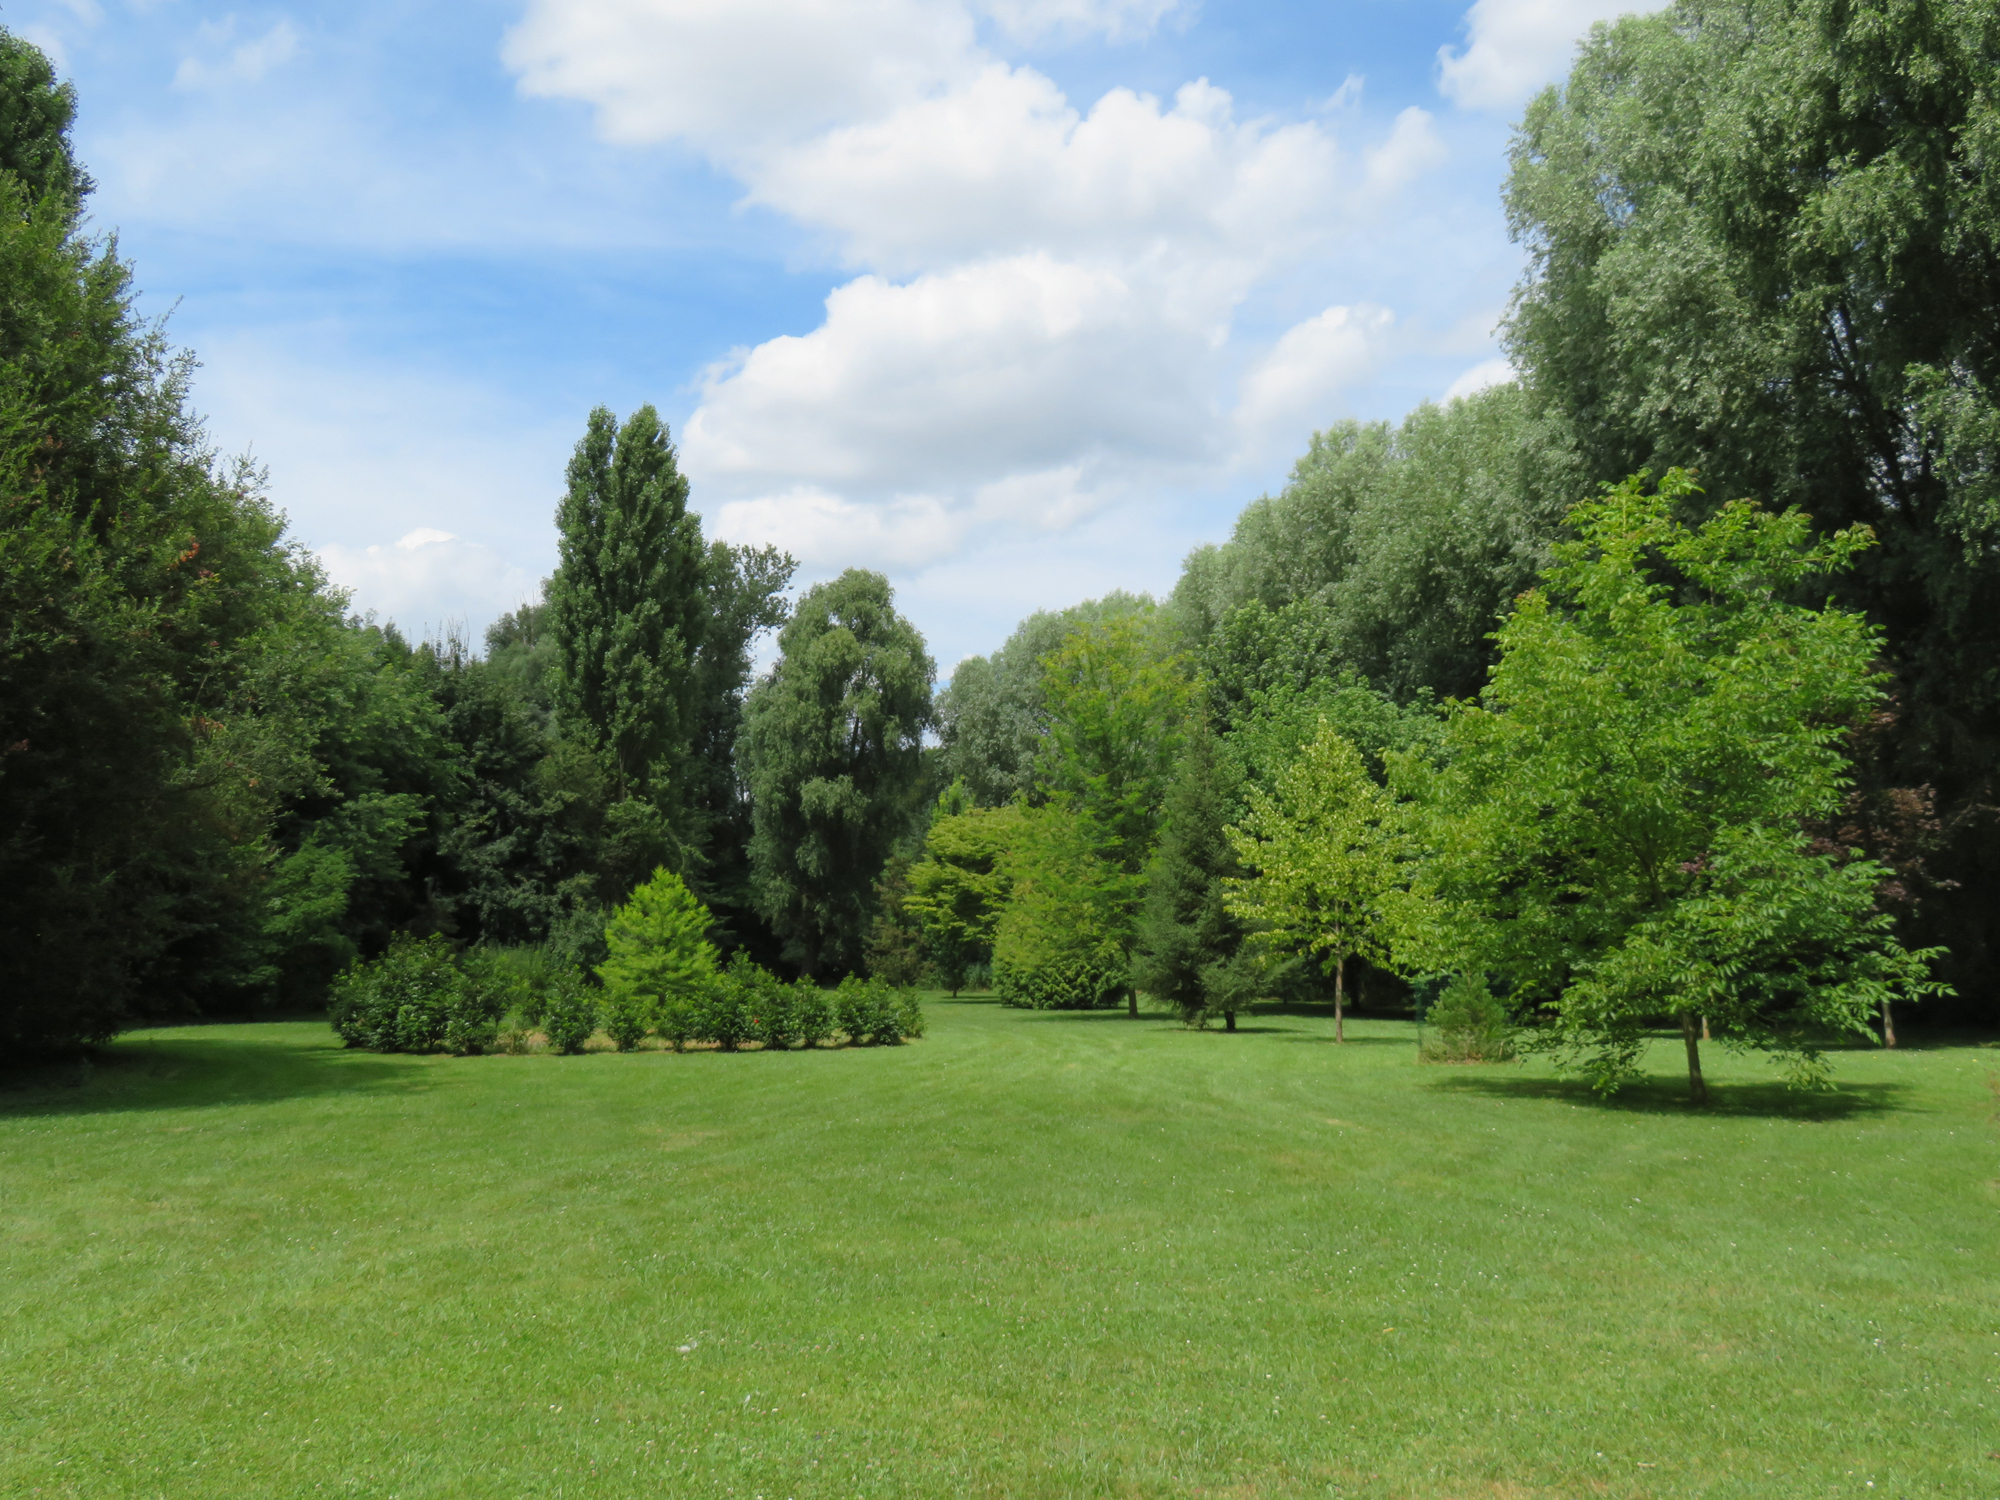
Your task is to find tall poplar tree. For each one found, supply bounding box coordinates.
[545,404,707,850]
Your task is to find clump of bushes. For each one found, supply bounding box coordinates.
[1418,973,1517,1064]
[595,869,924,1050]
[329,934,507,1055]
[331,869,927,1057]
[994,953,1125,1010]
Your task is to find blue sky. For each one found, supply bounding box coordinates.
[20,0,1639,668]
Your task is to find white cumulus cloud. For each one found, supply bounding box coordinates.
[1444,356,1515,402]
[320,529,537,639]
[1235,304,1394,457]
[1437,0,1657,110]
[506,0,1460,587]
[504,0,979,150]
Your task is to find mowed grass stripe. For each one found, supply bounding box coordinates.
[3,998,1995,1497]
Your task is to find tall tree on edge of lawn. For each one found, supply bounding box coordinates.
[742,569,933,977]
[546,405,707,863]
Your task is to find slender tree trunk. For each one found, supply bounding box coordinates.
[1680,1010,1708,1106]
[1701,1015,1711,1041]
[1334,958,1346,1044]
[1128,986,1138,1018]
[1224,1010,1236,1032]
[1880,996,1897,1048]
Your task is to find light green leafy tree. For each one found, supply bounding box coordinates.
[905,786,1025,995]
[997,610,1192,1014]
[1504,0,2000,1000]
[991,802,1138,1010]
[1225,724,1402,1042]
[1406,471,1950,1102]
[934,591,1155,808]
[596,866,719,1047]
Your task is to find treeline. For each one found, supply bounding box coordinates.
[0,26,936,1058]
[906,0,2000,1080]
[7,0,1997,1069]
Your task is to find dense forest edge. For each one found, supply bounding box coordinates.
[4,0,1995,1092]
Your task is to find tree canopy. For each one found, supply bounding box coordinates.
[1405,472,1948,1098]
[1505,0,2000,998]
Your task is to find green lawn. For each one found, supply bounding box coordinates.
[4,999,1996,1499]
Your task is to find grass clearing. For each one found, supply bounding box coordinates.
[4,997,1997,1498]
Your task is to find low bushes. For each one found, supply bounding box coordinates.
[1418,973,1517,1064]
[994,953,1125,1010]
[329,934,506,1055]
[332,924,923,1056]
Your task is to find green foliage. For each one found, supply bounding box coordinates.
[0,60,385,1053]
[1172,388,1573,704]
[327,934,504,1056]
[1133,722,1249,1026]
[1035,609,1191,868]
[906,791,1024,994]
[736,955,799,1049]
[540,978,600,1055]
[597,867,720,1042]
[742,569,934,975]
[864,856,932,987]
[1417,973,1516,1064]
[833,975,922,1045]
[1504,0,2000,1000]
[1226,724,1403,1039]
[0,29,90,207]
[702,971,754,1051]
[991,804,1138,1010]
[1407,472,1949,1097]
[546,405,706,819]
[935,591,1155,807]
[792,977,836,1048]
[993,951,1127,1011]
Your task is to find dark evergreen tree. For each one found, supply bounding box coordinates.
[1133,721,1250,1029]
[742,570,934,977]
[0,28,366,1051]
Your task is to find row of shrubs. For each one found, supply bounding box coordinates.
[330,935,924,1056]
[993,953,1127,1010]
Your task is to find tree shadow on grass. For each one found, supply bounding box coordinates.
[1424,1071,1914,1121]
[0,1031,432,1119]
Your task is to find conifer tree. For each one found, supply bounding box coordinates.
[1133,721,1251,1029]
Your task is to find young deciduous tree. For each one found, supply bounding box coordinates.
[1226,725,1401,1042]
[1409,471,1949,1101]
[905,786,1023,995]
[1505,0,2000,1008]
[741,569,933,977]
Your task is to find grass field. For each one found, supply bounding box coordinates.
[4,997,1997,1499]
